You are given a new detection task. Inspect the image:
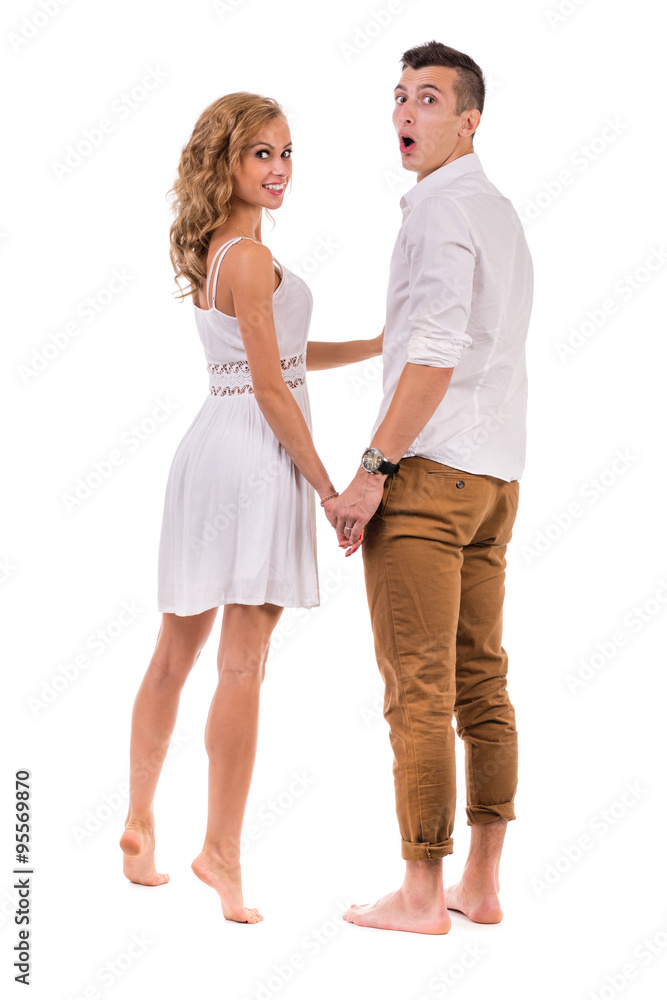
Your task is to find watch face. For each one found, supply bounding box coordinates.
[362,448,382,472]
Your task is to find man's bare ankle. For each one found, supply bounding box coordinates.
[460,868,500,893]
[403,859,445,899]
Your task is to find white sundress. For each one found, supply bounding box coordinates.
[157,237,320,616]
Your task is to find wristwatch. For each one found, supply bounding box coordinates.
[361,446,400,476]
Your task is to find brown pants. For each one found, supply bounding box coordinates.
[362,455,520,860]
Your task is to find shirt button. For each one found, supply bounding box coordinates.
[456,480,465,489]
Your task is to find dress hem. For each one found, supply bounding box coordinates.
[157,595,320,616]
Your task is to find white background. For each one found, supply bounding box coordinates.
[2,0,666,997]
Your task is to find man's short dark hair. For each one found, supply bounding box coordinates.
[400,41,485,138]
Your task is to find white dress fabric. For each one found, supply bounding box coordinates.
[157,237,320,616]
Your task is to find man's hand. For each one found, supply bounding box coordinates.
[323,466,386,556]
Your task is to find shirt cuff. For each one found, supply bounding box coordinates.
[406,332,470,368]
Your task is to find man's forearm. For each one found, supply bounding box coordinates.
[323,361,454,555]
[370,361,454,464]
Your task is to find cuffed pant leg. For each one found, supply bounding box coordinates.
[362,458,486,861]
[362,519,458,858]
[454,478,520,826]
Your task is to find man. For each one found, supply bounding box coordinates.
[325,40,533,934]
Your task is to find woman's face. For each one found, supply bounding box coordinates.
[231,117,292,210]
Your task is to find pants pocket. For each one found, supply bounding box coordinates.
[374,474,395,518]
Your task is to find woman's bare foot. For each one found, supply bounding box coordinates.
[343,887,451,935]
[444,880,503,923]
[191,851,263,924]
[119,819,169,886]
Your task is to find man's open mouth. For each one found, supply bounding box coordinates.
[401,135,416,150]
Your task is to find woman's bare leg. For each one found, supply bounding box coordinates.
[191,602,283,923]
[120,608,219,885]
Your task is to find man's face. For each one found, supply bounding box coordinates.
[231,117,292,211]
[392,65,477,180]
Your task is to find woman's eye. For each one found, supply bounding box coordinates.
[255,149,292,158]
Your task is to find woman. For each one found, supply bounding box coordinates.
[118,92,382,924]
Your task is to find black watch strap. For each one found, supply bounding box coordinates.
[378,456,400,475]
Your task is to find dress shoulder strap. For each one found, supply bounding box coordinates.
[205,236,277,309]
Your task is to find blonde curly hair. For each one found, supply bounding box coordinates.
[167,92,289,304]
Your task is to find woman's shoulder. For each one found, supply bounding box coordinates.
[219,238,276,288]
[226,236,273,263]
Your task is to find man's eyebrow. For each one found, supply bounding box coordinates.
[394,83,444,95]
[248,141,293,149]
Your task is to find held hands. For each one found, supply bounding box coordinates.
[321,466,386,557]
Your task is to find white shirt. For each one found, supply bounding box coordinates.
[372,151,533,482]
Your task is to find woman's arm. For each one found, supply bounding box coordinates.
[226,241,336,500]
[306,327,384,371]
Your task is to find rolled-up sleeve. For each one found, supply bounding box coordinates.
[402,195,476,369]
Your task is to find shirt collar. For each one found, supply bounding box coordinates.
[400,151,484,215]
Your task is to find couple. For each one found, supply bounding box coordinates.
[119,39,533,936]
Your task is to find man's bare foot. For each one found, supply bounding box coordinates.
[119,819,169,886]
[191,852,263,924]
[444,880,503,923]
[343,888,451,935]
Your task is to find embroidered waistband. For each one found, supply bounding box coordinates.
[208,353,306,397]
